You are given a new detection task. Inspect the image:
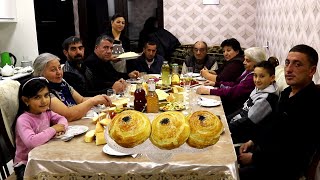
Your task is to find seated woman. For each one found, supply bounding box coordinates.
[181,41,218,74]
[33,53,112,122]
[200,38,244,82]
[196,47,267,116]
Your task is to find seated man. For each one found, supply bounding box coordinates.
[181,41,218,74]
[84,35,139,92]
[130,41,164,74]
[62,36,127,95]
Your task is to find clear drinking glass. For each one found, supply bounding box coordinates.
[107,89,116,101]
[139,72,147,82]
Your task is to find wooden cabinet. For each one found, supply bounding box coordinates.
[0,0,17,22]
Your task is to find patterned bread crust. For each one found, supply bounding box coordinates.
[187,111,223,148]
[150,111,190,150]
[109,110,151,148]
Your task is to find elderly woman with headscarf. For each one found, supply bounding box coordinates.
[33,53,112,121]
[197,47,267,115]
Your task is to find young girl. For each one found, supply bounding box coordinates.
[13,77,68,179]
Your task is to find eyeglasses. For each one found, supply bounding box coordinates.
[22,77,49,91]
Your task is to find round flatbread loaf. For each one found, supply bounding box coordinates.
[187,110,223,148]
[109,110,151,148]
[150,111,190,150]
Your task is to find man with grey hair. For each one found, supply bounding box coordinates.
[84,35,139,93]
[181,41,218,74]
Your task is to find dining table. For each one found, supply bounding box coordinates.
[24,85,239,180]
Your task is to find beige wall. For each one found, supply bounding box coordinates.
[164,0,320,83]
[163,0,257,48]
[256,0,320,83]
[0,0,38,67]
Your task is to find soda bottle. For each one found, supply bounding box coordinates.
[146,79,159,113]
[134,83,147,112]
[161,61,170,86]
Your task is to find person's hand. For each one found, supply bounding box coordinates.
[128,70,139,79]
[200,67,209,76]
[239,140,254,155]
[196,86,210,95]
[204,80,215,86]
[52,124,66,133]
[112,79,127,93]
[238,152,253,165]
[90,94,112,106]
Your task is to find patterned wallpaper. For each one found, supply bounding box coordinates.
[163,0,257,48]
[163,0,320,83]
[256,0,320,83]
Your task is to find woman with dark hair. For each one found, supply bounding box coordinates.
[200,38,244,82]
[102,14,131,73]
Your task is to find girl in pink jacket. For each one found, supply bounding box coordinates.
[13,77,68,179]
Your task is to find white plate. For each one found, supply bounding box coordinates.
[198,99,221,107]
[195,76,206,81]
[126,79,142,84]
[56,125,89,138]
[192,73,200,77]
[193,85,216,90]
[103,144,131,156]
[117,52,140,59]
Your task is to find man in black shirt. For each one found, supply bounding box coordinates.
[83,35,139,92]
[62,36,129,95]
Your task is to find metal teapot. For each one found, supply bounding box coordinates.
[1,52,17,67]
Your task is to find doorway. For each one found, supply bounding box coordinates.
[34,0,75,64]
[113,0,163,52]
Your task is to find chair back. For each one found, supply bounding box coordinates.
[0,80,20,146]
[0,108,16,179]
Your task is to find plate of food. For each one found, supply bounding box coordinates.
[159,102,186,111]
[191,73,201,77]
[117,52,140,60]
[126,78,142,84]
[195,76,206,81]
[55,125,89,139]
[147,74,161,79]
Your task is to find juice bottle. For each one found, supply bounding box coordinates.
[146,79,159,113]
[134,83,147,112]
[171,63,180,85]
[161,61,170,86]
